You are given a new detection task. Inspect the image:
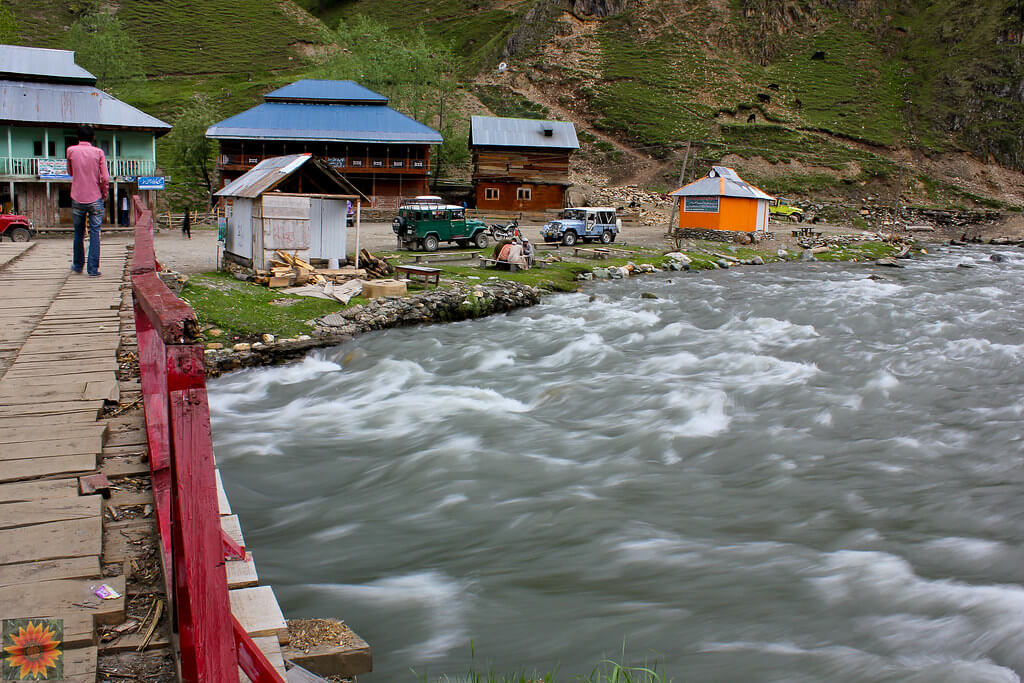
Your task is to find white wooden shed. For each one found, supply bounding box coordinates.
[215,153,364,270]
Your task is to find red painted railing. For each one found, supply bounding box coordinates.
[131,196,284,682]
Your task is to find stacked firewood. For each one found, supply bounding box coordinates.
[359,249,393,278]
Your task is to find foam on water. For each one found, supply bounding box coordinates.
[210,246,1024,679]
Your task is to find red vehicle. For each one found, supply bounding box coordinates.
[0,214,34,242]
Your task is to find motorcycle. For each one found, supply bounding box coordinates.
[489,219,521,242]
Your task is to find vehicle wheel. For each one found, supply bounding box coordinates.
[562,231,578,246]
[424,235,439,252]
[456,239,469,248]
[793,214,803,223]
[9,227,30,242]
[600,230,613,244]
[473,232,489,249]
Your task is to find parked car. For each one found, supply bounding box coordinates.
[392,201,489,251]
[0,213,34,242]
[540,207,620,246]
[770,197,804,222]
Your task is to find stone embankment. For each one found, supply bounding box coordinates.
[203,280,540,375]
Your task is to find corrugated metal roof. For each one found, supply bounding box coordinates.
[215,154,313,198]
[0,45,96,84]
[264,80,389,104]
[0,80,171,131]
[470,115,579,150]
[206,101,442,144]
[669,166,774,200]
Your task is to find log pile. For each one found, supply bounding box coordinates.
[358,249,393,278]
[251,250,392,288]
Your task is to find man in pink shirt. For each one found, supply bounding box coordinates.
[66,125,109,277]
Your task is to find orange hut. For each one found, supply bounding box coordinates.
[669,166,774,233]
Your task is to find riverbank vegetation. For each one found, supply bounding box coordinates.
[180,241,900,344]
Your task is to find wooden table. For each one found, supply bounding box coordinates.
[395,264,442,286]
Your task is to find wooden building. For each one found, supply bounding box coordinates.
[669,166,774,233]
[206,80,442,209]
[470,115,579,211]
[0,44,170,225]
[215,153,363,270]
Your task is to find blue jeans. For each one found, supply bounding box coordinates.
[72,199,104,274]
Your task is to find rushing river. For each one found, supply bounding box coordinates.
[210,245,1024,681]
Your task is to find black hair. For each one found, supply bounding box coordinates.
[77,125,95,143]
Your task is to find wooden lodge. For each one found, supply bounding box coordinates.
[206,80,442,209]
[470,115,579,212]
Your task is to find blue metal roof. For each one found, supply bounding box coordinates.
[0,80,171,132]
[206,101,442,144]
[0,45,96,84]
[264,80,389,104]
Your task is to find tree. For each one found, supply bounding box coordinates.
[67,10,144,94]
[318,16,466,178]
[0,1,18,43]
[164,96,222,206]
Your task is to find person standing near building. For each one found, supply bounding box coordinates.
[182,206,191,239]
[120,194,130,226]
[66,125,108,277]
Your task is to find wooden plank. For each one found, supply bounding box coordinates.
[0,478,80,503]
[230,586,289,644]
[240,635,287,682]
[84,379,120,402]
[221,515,246,546]
[0,576,124,626]
[0,497,102,530]
[63,646,98,683]
[0,399,105,419]
[216,469,232,515]
[0,516,102,565]
[0,556,101,588]
[0,453,97,482]
[226,552,259,589]
[0,434,104,461]
[0,423,106,445]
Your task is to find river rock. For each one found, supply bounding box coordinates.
[665,252,692,265]
[875,257,905,268]
[716,259,732,269]
[232,343,251,352]
[208,328,224,337]
[640,292,658,299]
[592,267,610,279]
[261,334,275,344]
[957,262,976,268]
[609,267,624,279]
[752,255,765,265]
[667,261,684,271]
[990,253,1005,262]
[206,342,223,350]
[577,272,594,281]
[801,250,816,261]
[777,249,789,260]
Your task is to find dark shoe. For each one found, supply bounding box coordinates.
[71,267,83,274]
[87,271,101,277]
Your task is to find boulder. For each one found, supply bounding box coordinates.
[875,257,905,268]
[751,255,765,265]
[640,292,658,299]
[261,333,275,344]
[232,343,251,352]
[665,252,692,265]
[715,259,732,269]
[800,250,816,261]
[990,253,1005,263]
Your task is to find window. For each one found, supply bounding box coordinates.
[485,187,499,200]
[48,141,56,157]
[517,187,532,201]
[33,141,43,156]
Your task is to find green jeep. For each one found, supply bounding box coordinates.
[392,201,490,251]
[770,197,805,222]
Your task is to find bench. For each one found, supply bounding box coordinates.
[478,257,521,272]
[573,247,611,259]
[394,264,442,286]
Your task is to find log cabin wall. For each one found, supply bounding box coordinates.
[472,147,571,210]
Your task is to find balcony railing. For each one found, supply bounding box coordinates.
[0,157,156,178]
[218,153,429,173]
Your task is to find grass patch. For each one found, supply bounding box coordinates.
[179,271,352,341]
[471,84,551,120]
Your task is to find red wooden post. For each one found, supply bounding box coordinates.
[167,345,239,682]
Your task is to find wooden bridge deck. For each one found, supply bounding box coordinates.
[0,239,288,681]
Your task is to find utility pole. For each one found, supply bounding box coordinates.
[667,141,692,238]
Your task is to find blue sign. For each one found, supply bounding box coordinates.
[137,176,165,190]
[38,159,71,179]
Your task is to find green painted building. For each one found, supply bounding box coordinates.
[0,44,170,225]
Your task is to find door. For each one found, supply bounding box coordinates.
[309,197,323,258]
[316,198,347,262]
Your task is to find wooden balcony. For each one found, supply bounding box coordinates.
[217,154,429,175]
[0,157,156,178]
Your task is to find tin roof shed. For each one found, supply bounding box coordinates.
[670,166,774,200]
[0,80,171,132]
[470,116,579,150]
[216,153,365,200]
[0,45,96,84]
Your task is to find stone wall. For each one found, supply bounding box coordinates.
[674,228,750,243]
